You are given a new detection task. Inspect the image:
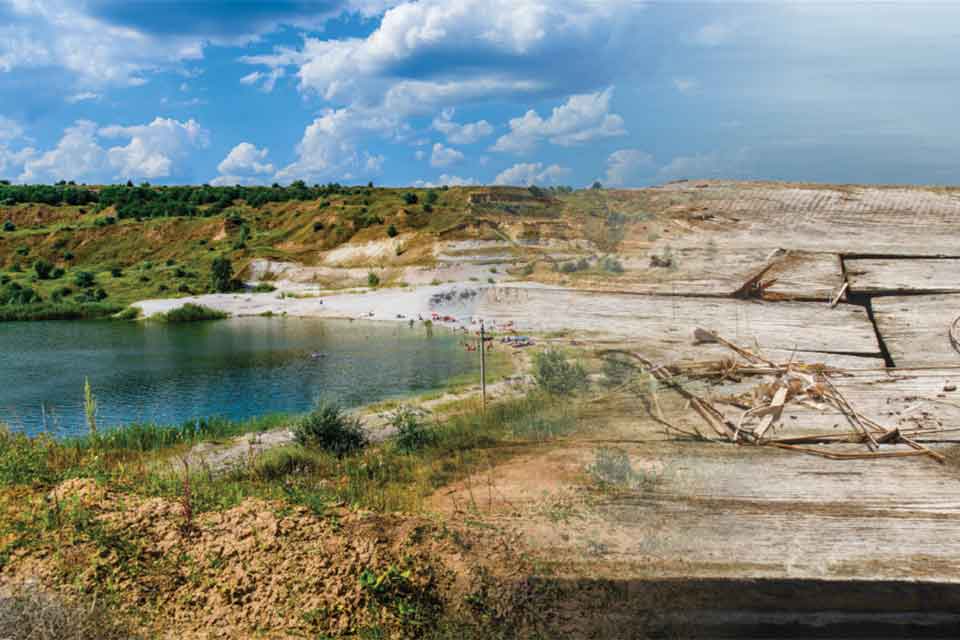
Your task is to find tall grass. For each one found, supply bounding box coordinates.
[0,414,289,486]
[0,302,123,322]
[69,414,289,453]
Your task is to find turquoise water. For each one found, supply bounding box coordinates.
[0,318,476,437]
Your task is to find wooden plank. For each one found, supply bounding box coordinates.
[872,294,960,368]
[761,251,844,302]
[475,286,882,361]
[846,258,960,295]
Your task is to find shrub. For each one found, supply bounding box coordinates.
[32,259,54,280]
[391,407,437,453]
[62,251,74,261]
[313,221,324,232]
[293,402,367,457]
[425,190,439,204]
[402,192,418,205]
[51,267,64,279]
[109,266,123,278]
[367,272,380,288]
[2,220,14,232]
[210,256,234,292]
[161,303,228,323]
[533,348,588,395]
[114,306,140,320]
[0,282,41,305]
[73,271,95,288]
[251,282,276,293]
[386,223,398,238]
[600,255,624,274]
[602,356,635,388]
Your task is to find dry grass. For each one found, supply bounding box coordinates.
[0,586,136,640]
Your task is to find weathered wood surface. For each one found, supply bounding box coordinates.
[474,286,881,362]
[871,294,960,368]
[474,434,960,581]
[759,251,843,301]
[585,441,960,579]
[652,183,960,256]
[708,368,960,438]
[845,258,960,295]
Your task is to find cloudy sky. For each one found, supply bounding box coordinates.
[1,0,958,187]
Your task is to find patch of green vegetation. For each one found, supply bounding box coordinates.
[293,401,368,457]
[533,348,588,395]
[0,302,122,322]
[158,303,228,323]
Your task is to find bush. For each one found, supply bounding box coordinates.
[313,221,324,232]
[32,259,54,280]
[391,407,437,453]
[2,220,14,232]
[0,282,41,305]
[386,223,398,238]
[110,267,123,278]
[293,401,367,457]
[425,190,439,204]
[367,272,380,288]
[600,255,624,274]
[402,192,418,205]
[114,306,140,320]
[533,348,588,395]
[73,271,95,288]
[161,303,228,323]
[251,282,276,293]
[210,256,234,292]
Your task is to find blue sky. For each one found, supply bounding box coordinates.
[1,1,959,187]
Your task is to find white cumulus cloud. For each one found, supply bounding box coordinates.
[413,174,479,188]
[274,108,386,184]
[493,162,570,186]
[17,117,208,183]
[429,142,464,168]
[432,108,493,145]
[100,117,209,180]
[212,142,275,186]
[605,149,656,187]
[491,88,626,154]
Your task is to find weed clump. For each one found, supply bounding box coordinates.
[390,407,437,453]
[293,401,368,457]
[599,255,624,273]
[533,348,588,395]
[160,303,228,323]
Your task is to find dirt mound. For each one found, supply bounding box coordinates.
[4,480,534,639]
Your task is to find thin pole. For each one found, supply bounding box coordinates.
[480,320,487,411]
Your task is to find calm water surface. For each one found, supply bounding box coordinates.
[0,318,476,436]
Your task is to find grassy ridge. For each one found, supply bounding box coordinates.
[0,302,123,321]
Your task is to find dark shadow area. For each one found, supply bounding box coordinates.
[529,577,960,639]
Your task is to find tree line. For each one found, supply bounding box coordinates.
[0,180,355,218]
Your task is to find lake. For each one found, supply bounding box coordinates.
[0,318,478,437]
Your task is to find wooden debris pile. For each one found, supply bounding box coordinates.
[602,328,954,464]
